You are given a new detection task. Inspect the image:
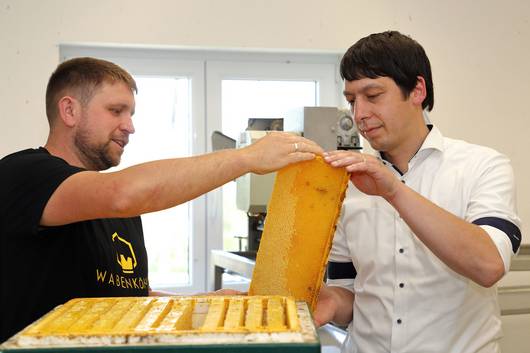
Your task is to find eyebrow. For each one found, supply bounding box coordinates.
[343,83,384,96]
[108,103,135,116]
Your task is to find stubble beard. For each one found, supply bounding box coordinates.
[74,127,120,171]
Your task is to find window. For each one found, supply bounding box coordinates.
[61,45,341,292]
[117,77,192,288]
[220,79,318,251]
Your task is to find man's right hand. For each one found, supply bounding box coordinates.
[323,150,400,201]
[313,285,354,328]
[242,132,324,175]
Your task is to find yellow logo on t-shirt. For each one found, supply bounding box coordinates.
[111,232,137,274]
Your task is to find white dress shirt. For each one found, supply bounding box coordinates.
[327,125,522,353]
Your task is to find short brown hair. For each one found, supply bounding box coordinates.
[45,57,137,125]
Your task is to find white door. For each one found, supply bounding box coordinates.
[205,60,340,290]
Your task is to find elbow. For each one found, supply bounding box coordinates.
[108,178,162,217]
[475,260,505,288]
[107,181,137,217]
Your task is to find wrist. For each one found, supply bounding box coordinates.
[233,147,254,174]
[384,178,405,204]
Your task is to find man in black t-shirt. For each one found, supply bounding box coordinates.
[0,57,324,342]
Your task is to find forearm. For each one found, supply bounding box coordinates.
[42,131,322,226]
[42,148,251,225]
[113,148,250,216]
[386,183,505,287]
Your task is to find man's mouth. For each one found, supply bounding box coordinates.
[112,139,127,148]
[360,126,381,135]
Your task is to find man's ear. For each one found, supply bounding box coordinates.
[411,76,427,107]
[57,96,80,128]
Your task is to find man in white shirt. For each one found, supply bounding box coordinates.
[315,31,522,353]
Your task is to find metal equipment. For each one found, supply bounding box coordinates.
[234,107,361,252]
[211,107,362,292]
[284,106,361,152]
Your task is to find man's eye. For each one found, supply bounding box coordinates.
[367,93,381,100]
[110,109,122,115]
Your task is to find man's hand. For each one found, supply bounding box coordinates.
[313,285,339,327]
[323,150,400,200]
[313,285,354,328]
[242,132,324,175]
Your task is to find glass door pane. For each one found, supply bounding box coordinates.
[220,80,317,251]
[111,76,193,289]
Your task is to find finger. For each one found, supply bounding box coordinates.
[299,136,322,148]
[324,149,350,156]
[289,136,324,151]
[310,145,325,156]
[312,311,329,328]
[345,162,370,173]
[323,150,354,161]
[292,141,324,156]
[289,152,317,163]
[327,154,364,167]
[330,158,357,168]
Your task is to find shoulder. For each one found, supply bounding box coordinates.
[1,148,43,164]
[442,137,509,169]
[0,147,84,186]
[0,148,46,180]
[1,148,62,169]
[440,138,516,200]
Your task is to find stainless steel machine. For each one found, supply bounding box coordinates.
[284,106,361,152]
[235,106,361,252]
[211,106,361,290]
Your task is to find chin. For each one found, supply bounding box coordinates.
[366,137,388,152]
[105,149,122,168]
[110,158,121,168]
[366,140,380,151]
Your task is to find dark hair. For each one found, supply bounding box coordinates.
[340,31,434,111]
[45,57,137,125]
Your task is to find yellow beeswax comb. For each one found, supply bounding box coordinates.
[249,156,349,311]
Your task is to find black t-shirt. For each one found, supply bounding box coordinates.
[0,148,149,342]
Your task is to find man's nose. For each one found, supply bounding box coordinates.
[121,115,135,135]
[352,100,369,126]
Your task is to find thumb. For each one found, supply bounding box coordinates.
[312,309,327,328]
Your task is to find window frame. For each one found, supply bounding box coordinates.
[60,44,344,292]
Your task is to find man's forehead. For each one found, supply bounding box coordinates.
[92,81,135,100]
[98,80,134,93]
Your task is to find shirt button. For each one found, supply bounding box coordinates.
[401,180,406,184]
[399,248,404,254]
[399,283,404,288]
[397,319,402,324]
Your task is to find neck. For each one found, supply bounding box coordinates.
[44,134,86,169]
[384,123,430,174]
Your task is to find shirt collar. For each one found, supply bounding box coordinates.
[418,124,444,153]
[377,124,444,160]
[376,125,444,174]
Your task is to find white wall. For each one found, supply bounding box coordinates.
[1,1,528,241]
